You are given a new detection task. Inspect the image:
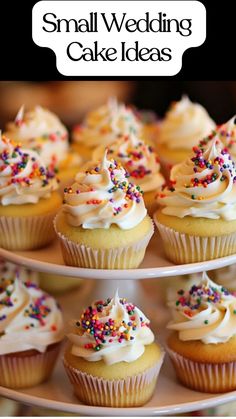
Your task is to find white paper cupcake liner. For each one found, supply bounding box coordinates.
[0,212,57,250]
[167,347,236,393]
[154,217,236,263]
[54,216,154,269]
[0,343,61,389]
[63,352,164,407]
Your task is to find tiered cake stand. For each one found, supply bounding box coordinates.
[1,232,236,416]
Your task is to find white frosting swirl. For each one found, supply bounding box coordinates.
[63,152,147,229]
[157,139,236,220]
[0,135,59,205]
[0,277,64,354]
[168,272,236,344]
[73,97,142,148]
[92,134,164,193]
[67,290,154,365]
[5,106,69,167]
[159,96,215,150]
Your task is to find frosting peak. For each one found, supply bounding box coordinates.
[93,133,164,193]
[157,139,236,220]
[63,152,147,229]
[0,135,59,205]
[0,277,64,354]
[67,290,154,365]
[168,272,236,344]
[159,95,215,150]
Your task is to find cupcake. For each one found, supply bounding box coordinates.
[0,276,64,389]
[92,133,165,214]
[72,97,142,162]
[4,105,82,186]
[167,271,236,393]
[0,135,62,250]
[157,96,215,171]
[64,290,164,407]
[54,151,154,269]
[154,138,236,264]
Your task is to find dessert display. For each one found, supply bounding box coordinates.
[54,152,154,269]
[155,138,236,263]
[64,290,164,407]
[0,135,62,250]
[1,92,236,415]
[0,275,64,389]
[92,133,164,214]
[157,95,215,169]
[167,272,236,392]
[72,97,143,161]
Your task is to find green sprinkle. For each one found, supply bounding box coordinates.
[204,320,209,325]
[233,310,236,315]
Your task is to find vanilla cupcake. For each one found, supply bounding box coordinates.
[72,97,142,162]
[4,106,82,186]
[154,138,236,264]
[64,290,164,407]
[54,152,154,269]
[0,276,64,389]
[93,133,165,214]
[158,96,215,171]
[167,272,236,393]
[0,135,62,250]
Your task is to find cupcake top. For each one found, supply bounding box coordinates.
[62,152,147,229]
[4,106,69,167]
[73,97,142,149]
[156,138,236,220]
[200,116,236,157]
[67,290,154,365]
[168,272,236,344]
[0,277,64,354]
[0,259,39,285]
[159,95,215,150]
[0,135,59,205]
[92,134,165,193]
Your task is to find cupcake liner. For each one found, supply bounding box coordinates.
[54,217,154,269]
[0,343,61,389]
[167,347,236,393]
[63,352,164,407]
[0,212,57,250]
[154,218,236,264]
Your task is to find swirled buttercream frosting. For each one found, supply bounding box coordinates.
[62,152,147,229]
[168,272,236,344]
[5,106,69,167]
[156,139,236,220]
[67,290,154,365]
[93,134,164,193]
[73,97,142,148]
[0,277,64,354]
[0,135,59,205]
[159,95,215,150]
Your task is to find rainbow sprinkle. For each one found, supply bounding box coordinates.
[75,297,149,352]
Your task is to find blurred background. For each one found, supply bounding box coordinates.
[0,81,235,128]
